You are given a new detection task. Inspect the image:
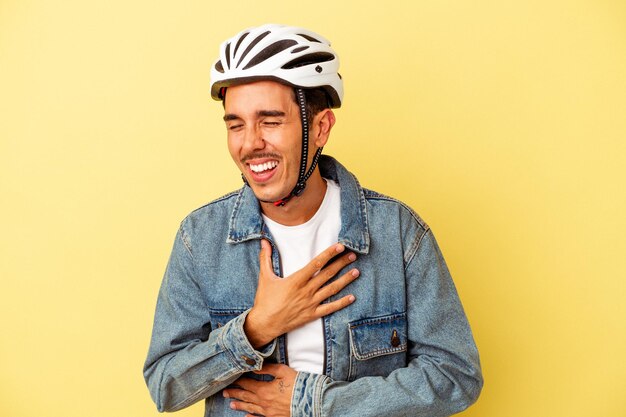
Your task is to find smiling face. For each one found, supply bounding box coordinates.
[223,81,307,204]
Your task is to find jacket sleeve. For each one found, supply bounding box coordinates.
[291,229,483,417]
[142,223,275,412]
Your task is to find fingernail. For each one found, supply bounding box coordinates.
[348,295,356,302]
[336,244,345,253]
[348,253,356,261]
[223,391,229,398]
[351,269,359,277]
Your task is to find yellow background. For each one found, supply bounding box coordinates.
[1,0,625,416]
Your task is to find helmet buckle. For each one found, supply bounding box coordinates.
[293,182,306,196]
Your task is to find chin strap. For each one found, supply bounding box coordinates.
[272,88,323,207]
[239,88,322,207]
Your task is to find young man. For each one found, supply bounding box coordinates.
[144,24,483,417]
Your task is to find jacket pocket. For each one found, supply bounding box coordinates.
[347,312,407,381]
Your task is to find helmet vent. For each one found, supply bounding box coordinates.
[233,31,249,57]
[291,46,309,53]
[214,60,224,73]
[224,42,231,68]
[243,40,298,70]
[282,52,334,69]
[237,30,271,67]
[298,33,322,43]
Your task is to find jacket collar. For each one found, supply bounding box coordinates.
[226,155,370,254]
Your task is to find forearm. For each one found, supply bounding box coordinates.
[144,309,276,412]
[292,357,482,417]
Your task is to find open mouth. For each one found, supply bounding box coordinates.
[249,160,278,173]
[246,159,279,182]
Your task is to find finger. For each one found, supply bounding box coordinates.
[314,294,356,317]
[229,399,264,416]
[258,239,275,277]
[302,243,346,276]
[310,252,357,288]
[313,268,360,303]
[223,388,260,404]
[234,377,259,391]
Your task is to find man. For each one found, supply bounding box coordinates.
[144,24,482,417]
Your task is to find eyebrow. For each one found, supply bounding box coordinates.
[258,110,286,117]
[223,114,240,122]
[223,110,286,122]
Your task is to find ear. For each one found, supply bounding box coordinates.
[311,109,336,148]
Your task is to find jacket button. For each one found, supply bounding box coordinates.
[242,356,256,366]
[391,329,401,347]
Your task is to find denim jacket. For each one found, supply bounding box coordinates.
[143,155,483,416]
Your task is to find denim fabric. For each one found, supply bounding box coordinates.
[143,155,483,416]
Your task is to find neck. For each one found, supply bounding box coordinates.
[260,170,327,226]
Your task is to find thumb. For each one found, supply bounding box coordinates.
[259,239,274,277]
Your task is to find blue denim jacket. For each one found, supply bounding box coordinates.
[144,155,483,416]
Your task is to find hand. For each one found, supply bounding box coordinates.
[244,239,359,348]
[223,364,297,417]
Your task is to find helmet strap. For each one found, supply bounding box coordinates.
[273,88,323,207]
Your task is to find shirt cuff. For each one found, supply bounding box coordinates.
[291,371,330,417]
[219,308,276,372]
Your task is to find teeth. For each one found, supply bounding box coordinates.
[250,161,278,173]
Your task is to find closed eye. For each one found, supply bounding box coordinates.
[263,121,281,126]
[227,123,244,131]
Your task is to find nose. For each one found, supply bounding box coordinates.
[241,124,266,155]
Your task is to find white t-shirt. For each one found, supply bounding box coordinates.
[262,180,341,374]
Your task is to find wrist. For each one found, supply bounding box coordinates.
[244,307,279,348]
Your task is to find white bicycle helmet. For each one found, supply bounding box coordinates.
[210,24,343,108]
